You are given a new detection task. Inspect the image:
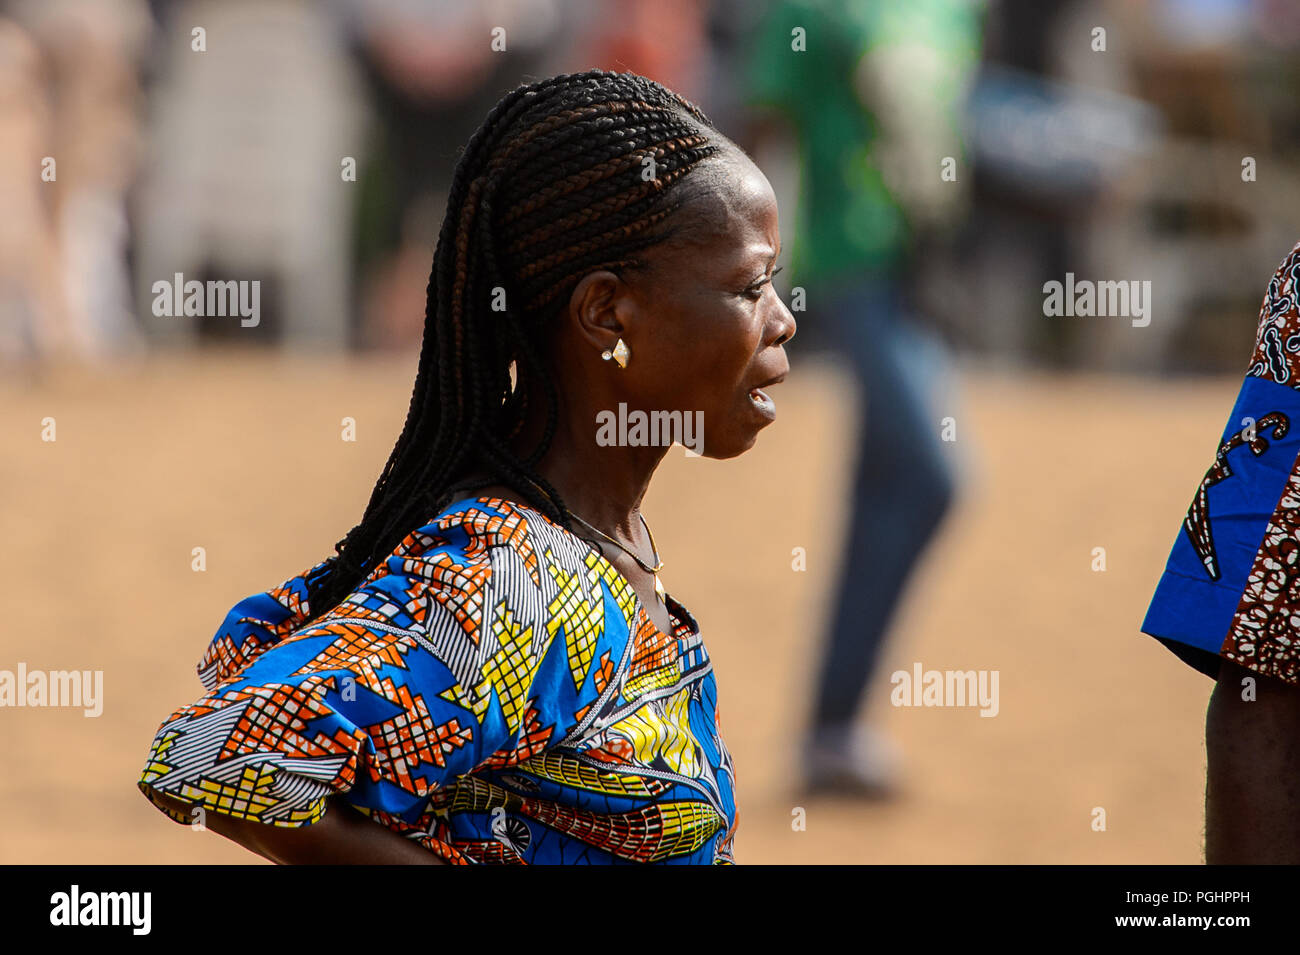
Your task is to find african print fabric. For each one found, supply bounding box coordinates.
[138,496,739,863]
[1142,240,1300,685]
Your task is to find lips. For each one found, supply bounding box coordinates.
[747,371,786,417]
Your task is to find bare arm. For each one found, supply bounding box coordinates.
[150,790,449,865]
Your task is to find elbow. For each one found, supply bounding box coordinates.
[147,789,284,863]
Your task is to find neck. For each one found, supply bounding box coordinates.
[511,376,668,539]
[536,403,668,539]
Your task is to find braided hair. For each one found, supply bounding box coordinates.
[301,69,735,624]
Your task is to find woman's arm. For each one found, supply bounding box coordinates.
[149,791,449,865]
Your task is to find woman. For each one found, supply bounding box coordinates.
[136,70,796,864]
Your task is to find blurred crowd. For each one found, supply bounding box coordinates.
[1,0,1299,373]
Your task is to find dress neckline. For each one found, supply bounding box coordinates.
[441,494,698,640]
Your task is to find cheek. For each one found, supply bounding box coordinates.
[649,303,760,409]
[714,313,764,381]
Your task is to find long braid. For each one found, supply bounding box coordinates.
[301,70,726,624]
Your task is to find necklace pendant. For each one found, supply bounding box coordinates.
[654,573,666,602]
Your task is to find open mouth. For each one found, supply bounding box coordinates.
[746,368,786,420]
[748,387,776,414]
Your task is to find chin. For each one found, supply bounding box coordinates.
[701,429,763,460]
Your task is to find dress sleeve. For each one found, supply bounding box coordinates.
[136,538,564,833]
[194,558,331,691]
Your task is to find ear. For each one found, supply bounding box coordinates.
[567,270,634,357]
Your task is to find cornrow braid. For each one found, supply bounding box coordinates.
[300,70,728,625]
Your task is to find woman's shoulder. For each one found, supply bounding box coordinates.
[411,494,700,640]
[401,494,639,632]
[391,493,597,595]
[195,495,601,689]
[364,494,592,638]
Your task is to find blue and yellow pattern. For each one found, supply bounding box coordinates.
[138,496,738,864]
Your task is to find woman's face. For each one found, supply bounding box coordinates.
[601,151,798,459]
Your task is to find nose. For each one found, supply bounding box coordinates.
[771,295,796,347]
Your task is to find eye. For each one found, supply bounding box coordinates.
[743,266,783,300]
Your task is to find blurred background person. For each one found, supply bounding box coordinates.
[739,0,986,797]
[0,15,62,369]
[333,0,573,350]
[0,0,150,368]
[132,0,367,350]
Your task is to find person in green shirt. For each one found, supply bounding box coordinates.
[742,0,985,796]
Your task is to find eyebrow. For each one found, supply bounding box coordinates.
[755,240,782,270]
[730,240,783,283]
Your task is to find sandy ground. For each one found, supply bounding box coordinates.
[0,347,1236,864]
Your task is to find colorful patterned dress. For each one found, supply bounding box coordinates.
[137,496,739,864]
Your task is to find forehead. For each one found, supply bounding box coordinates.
[655,152,779,267]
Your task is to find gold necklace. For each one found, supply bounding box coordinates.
[568,509,667,603]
